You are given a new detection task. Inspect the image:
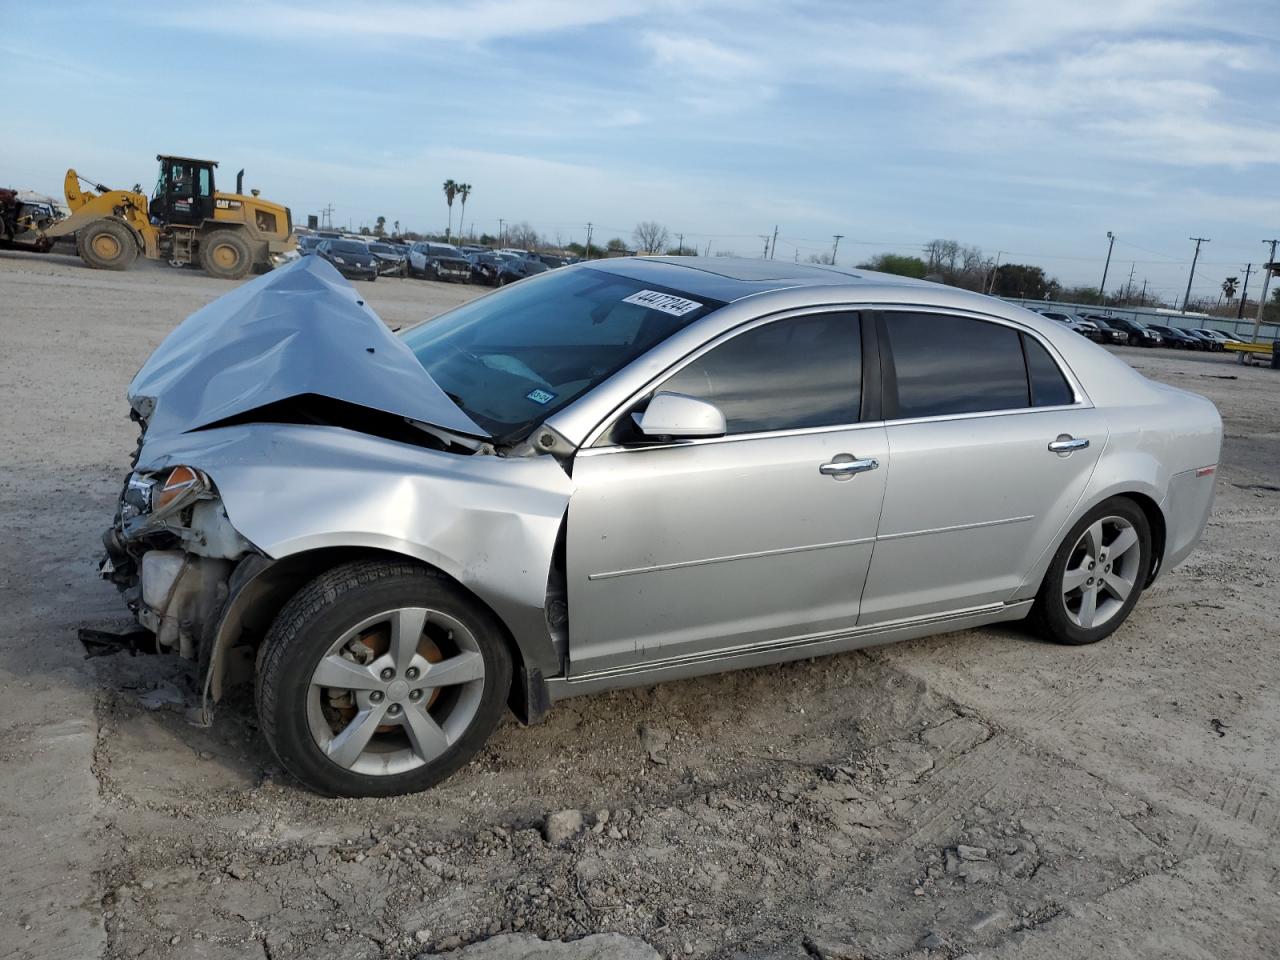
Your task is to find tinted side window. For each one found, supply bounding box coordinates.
[659,313,861,434]
[1023,335,1075,407]
[884,313,1028,418]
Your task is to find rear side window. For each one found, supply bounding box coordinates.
[659,312,861,434]
[883,313,1028,418]
[1022,336,1074,406]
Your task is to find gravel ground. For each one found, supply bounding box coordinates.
[1,251,1278,960]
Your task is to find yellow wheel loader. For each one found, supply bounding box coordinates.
[5,155,294,279]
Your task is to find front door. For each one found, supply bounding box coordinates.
[859,310,1106,623]
[565,310,887,675]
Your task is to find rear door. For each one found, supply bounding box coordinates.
[566,310,887,674]
[858,310,1106,624]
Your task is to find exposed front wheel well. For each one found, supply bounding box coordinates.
[204,546,547,723]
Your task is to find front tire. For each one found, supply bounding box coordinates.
[1031,498,1152,645]
[79,219,138,271]
[256,560,513,797]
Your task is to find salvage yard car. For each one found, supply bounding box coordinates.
[315,238,379,281]
[408,242,471,282]
[98,256,1222,797]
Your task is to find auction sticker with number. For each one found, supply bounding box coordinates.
[621,289,704,316]
[526,388,557,405]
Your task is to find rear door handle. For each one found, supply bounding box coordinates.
[1048,435,1090,454]
[819,456,879,479]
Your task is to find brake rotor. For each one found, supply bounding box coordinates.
[329,623,444,732]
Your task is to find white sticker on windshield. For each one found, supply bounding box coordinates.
[621,289,703,316]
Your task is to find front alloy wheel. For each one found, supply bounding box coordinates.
[257,560,512,796]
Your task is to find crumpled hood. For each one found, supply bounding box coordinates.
[128,255,487,439]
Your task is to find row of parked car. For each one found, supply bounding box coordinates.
[295,234,574,286]
[1033,308,1244,351]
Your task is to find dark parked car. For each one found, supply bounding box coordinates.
[1079,315,1129,345]
[1105,317,1163,347]
[495,253,550,286]
[316,239,378,281]
[297,235,322,256]
[466,250,512,286]
[1182,330,1223,350]
[408,242,471,282]
[532,253,569,269]
[368,241,409,277]
[1145,325,1201,349]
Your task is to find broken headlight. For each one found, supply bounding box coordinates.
[122,465,212,528]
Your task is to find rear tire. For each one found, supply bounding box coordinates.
[199,229,253,280]
[1030,497,1152,645]
[79,219,138,271]
[256,560,513,797]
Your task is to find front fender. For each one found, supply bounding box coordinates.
[138,423,575,680]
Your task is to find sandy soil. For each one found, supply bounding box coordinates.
[1,251,1277,960]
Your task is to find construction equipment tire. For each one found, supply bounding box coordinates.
[79,220,138,271]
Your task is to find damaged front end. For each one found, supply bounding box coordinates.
[99,464,256,661]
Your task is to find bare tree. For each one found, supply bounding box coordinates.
[507,221,540,250]
[633,221,670,255]
[808,252,835,265]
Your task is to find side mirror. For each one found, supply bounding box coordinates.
[636,392,726,439]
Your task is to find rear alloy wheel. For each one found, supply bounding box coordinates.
[199,229,253,280]
[256,560,512,797]
[1032,498,1152,645]
[78,219,138,271]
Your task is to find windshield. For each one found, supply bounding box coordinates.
[401,268,722,441]
[333,240,368,253]
[429,245,463,258]
[369,242,396,254]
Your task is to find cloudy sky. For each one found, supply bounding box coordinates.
[3,0,1278,301]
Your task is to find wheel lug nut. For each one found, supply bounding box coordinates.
[406,667,420,680]
[380,667,395,681]
[388,703,402,716]
[409,689,423,702]
[369,691,384,703]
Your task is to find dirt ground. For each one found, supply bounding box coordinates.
[1,251,1277,960]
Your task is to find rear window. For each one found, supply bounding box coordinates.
[332,241,367,253]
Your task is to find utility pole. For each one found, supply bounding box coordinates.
[583,222,592,260]
[321,203,334,229]
[1139,278,1148,306]
[1254,239,1280,342]
[1181,237,1210,313]
[498,218,505,247]
[1098,231,1115,305]
[676,232,684,255]
[986,251,1004,295]
[769,225,778,259]
[1238,263,1253,319]
[704,239,711,257]
[831,234,843,264]
[759,235,770,258]
[1124,263,1136,303]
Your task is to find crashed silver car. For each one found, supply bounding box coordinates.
[99,255,1222,797]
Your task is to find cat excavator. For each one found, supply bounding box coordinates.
[3,155,295,279]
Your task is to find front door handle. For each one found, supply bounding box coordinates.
[819,456,879,479]
[1048,435,1090,454]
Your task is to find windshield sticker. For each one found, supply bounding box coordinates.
[621,289,704,316]
[526,388,557,405]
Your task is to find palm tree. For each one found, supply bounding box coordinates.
[1222,276,1239,301]
[442,179,459,239]
[456,184,472,243]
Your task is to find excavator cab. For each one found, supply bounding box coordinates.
[151,156,217,226]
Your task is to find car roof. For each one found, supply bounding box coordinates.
[582,256,934,303]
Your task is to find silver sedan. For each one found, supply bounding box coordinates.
[100,255,1222,796]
